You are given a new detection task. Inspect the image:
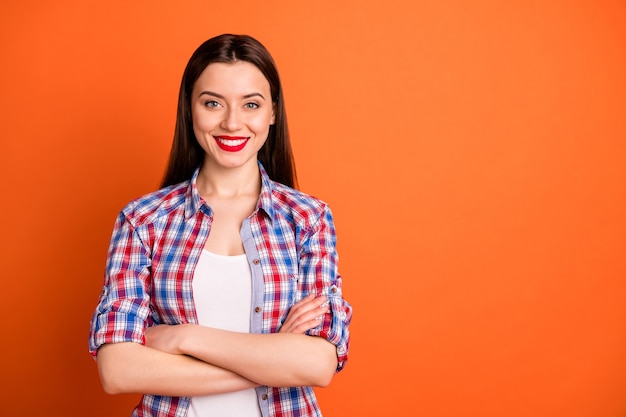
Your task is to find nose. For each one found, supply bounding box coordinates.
[220,107,243,131]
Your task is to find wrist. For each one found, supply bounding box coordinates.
[178,323,194,355]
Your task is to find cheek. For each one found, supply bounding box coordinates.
[249,112,274,134]
[192,111,219,135]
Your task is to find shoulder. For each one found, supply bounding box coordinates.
[269,181,333,228]
[119,181,190,227]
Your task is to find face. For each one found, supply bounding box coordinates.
[191,61,275,173]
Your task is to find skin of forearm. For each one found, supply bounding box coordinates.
[177,326,338,387]
[97,342,258,396]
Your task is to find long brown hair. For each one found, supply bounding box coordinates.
[161,34,297,188]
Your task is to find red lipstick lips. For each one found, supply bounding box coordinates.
[214,135,249,152]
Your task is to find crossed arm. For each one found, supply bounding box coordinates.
[97,294,337,396]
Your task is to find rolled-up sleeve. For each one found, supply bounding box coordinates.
[299,205,352,372]
[88,207,153,358]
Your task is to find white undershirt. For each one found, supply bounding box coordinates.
[188,250,262,417]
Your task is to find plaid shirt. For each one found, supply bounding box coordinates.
[89,162,352,417]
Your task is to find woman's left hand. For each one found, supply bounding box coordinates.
[279,294,330,334]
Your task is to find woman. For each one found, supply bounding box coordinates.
[88,34,352,417]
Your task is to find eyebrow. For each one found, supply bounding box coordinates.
[198,90,266,100]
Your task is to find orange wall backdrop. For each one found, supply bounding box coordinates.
[1,1,625,416]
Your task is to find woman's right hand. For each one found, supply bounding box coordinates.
[279,294,330,334]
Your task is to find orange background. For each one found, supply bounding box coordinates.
[1,1,625,416]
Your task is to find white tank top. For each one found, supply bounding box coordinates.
[187,250,262,417]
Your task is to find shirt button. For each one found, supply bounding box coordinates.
[255,306,262,313]
[253,259,260,265]
[261,394,268,400]
[331,287,338,294]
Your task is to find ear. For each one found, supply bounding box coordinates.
[270,103,276,125]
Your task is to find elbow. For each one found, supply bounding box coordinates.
[305,338,338,388]
[100,375,123,395]
[312,370,335,388]
[309,354,338,388]
[97,358,127,394]
[287,355,336,388]
[96,344,135,395]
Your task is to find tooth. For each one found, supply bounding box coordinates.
[218,138,245,146]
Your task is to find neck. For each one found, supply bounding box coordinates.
[196,160,261,198]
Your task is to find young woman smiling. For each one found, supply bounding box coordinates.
[88,34,352,417]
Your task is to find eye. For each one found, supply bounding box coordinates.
[204,100,220,108]
[244,102,259,109]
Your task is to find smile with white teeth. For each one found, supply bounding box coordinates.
[216,137,247,146]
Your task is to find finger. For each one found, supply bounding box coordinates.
[282,303,330,332]
[291,295,327,314]
[292,312,329,333]
[282,316,320,333]
[284,298,328,326]
[297,304,330,325]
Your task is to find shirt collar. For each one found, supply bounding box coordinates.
[184,168,205,219]
[183,161,276,221]
[256,161,276,221]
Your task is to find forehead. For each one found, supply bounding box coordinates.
[193,61,270,95]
